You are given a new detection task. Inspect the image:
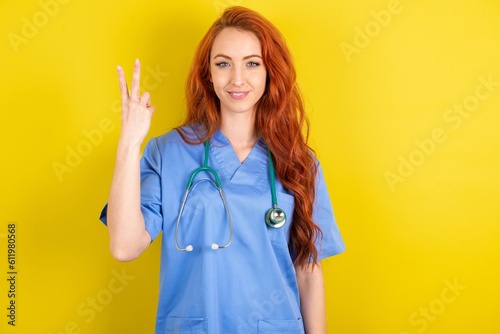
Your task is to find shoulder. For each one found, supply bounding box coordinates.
[151,125,206,147]
[143,126,206,161]
[147,127,192,149]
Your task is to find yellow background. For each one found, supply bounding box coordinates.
[1,0,499,333]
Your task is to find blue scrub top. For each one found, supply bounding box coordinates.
[100,128,345,334]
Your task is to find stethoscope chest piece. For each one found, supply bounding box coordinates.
[265,206,287,229]
[265,149,286,229]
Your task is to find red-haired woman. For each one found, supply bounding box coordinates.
[100,6,344,333]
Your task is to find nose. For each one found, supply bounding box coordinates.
[231,66,245,86]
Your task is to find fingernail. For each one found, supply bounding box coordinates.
[135,58,140,65]
[117,65,122,71]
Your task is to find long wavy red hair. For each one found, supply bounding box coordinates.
[177,6,322,267]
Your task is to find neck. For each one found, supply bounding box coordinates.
[220,110,258,162]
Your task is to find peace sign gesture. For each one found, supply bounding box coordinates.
[117,59,156,148]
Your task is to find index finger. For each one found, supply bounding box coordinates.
[117,65,129,101]
[131,58,141,100]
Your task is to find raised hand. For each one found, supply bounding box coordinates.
[107,59,155,262]
[117,59,156,148]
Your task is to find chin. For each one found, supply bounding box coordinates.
[223,102,257,114]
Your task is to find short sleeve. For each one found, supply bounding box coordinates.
[313,162,346,260]
[99,137,164,241]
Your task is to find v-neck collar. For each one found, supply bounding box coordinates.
[209,130,268,185]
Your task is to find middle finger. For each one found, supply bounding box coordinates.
[131,58,141,101]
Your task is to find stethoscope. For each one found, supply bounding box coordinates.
[174,141,287,252]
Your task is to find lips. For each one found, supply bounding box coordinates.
[228,91,249,100]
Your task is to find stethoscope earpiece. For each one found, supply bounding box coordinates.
[265,206,287,229]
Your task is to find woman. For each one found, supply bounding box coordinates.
[100,6,345,333]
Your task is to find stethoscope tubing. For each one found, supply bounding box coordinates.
[174,177,233,252]
[174,140,285,252]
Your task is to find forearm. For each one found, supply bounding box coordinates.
[295,262,327,334]
[107,141,150,261]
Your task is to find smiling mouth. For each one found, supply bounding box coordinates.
[228,91,249,100]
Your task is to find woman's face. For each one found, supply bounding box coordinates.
[210,27,267,118]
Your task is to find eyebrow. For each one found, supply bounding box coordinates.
[213,54,262,60]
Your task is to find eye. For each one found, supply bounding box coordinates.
[247,61,261,67]
[215,62,230,67]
